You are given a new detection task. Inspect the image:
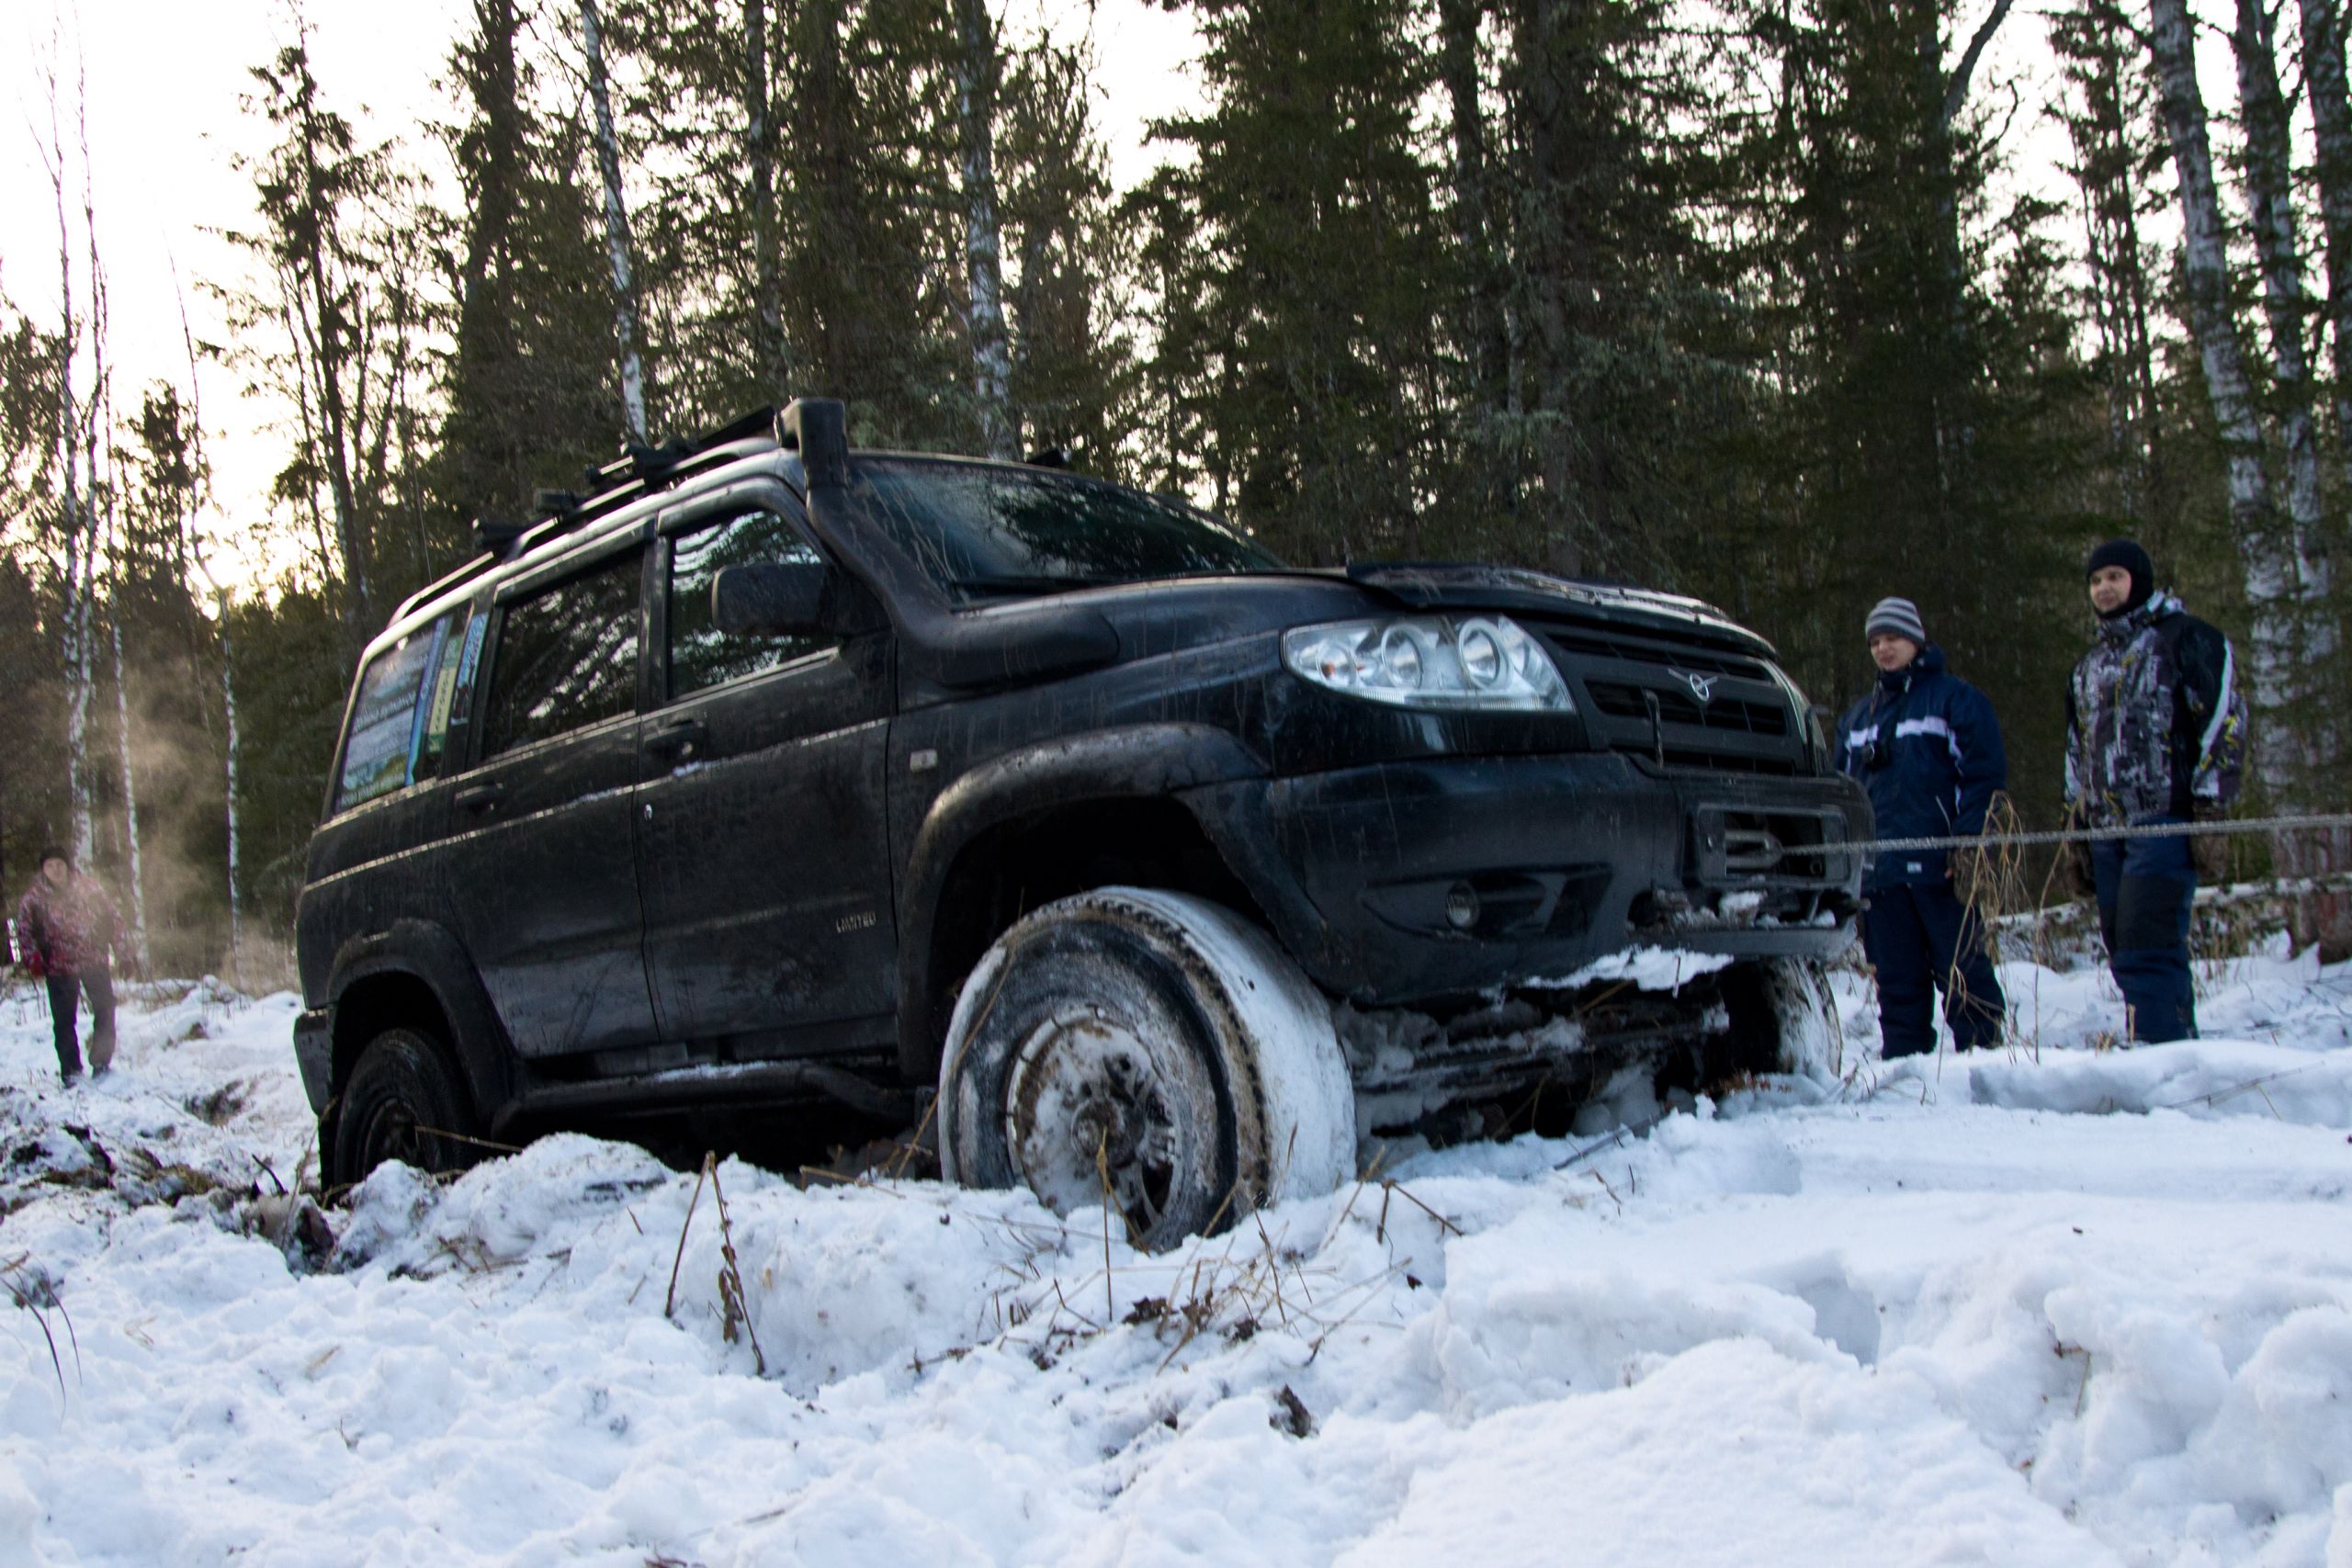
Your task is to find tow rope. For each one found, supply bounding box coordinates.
[1838,811,2352,857]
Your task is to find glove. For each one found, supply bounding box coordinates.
[22,952,46,980]
[2190,800,2232,884]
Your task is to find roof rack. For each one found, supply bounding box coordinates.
[386,406,786,626]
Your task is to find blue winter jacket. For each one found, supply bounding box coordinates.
[1834,645,2007,888]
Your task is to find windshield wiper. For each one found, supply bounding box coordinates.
[949,573,1112,596]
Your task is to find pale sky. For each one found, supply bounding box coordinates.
[0,0,1205,591]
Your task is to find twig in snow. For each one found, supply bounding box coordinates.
[707,1158,765,1375]
[664,1157,710,1319]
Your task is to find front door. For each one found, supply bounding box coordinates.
[635,494,898,1050]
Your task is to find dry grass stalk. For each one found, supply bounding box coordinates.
[663,1157,711,1319]
[707,1159,765,1375]
[3,1251,79,1401]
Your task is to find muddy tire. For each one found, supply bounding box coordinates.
[936,888,1355,1251]
[330,1028,481,1190]
[1718,957,1845,1083]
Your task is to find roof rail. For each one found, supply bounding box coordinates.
[384,406,786,626]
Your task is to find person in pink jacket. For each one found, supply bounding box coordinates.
[14,845,121,1083]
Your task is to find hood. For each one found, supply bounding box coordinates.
[1340,562,1777,658]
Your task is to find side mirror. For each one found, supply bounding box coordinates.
[712,560,831,637]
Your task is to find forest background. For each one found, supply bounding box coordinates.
[3,0,2348,980]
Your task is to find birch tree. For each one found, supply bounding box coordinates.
[2231,0,2330,594]
[745,0,789,394]
[581,0,650,442]
[2148,0,2334,881]
[34,57,107,865]
[955,0,1015,457]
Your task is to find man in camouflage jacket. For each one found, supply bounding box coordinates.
[14,844,122,1083]
[2064,539,2245,1043]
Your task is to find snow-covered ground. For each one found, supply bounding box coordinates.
[3,931,2349,1567]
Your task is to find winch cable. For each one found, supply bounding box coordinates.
[1833,811,2352,857]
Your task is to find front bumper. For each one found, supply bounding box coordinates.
[1188,751,1870,1005]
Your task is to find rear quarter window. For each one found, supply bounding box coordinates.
[334,607,473,814]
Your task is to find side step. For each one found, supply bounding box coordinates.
[497,1055,918,1133]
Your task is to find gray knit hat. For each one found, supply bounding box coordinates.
[1864,596,1927,645]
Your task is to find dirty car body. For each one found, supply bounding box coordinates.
[293,400,1869,1191]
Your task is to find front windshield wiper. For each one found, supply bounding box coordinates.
[949,573,1113,596]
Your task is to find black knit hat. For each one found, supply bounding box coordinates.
[2085,538,2155,615]
[36,843,70,870]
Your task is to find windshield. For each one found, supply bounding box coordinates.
[849,457,1284,604]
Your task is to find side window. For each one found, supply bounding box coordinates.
[481,550,643,757]
[334,606,469,813]
[667,508,832,699]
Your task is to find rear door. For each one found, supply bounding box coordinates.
[635,490,898,1051]
[442,537,660,1058]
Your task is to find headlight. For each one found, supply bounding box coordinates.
[1283,615,1574,712]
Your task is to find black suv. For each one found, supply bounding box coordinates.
[295,400,1868,1245]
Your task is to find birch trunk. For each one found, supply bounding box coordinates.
[581,0,648,443]
[107,546,149,972]
[745,0,788,395]
[956,0,1014,458]
[2297,0,2352,478]
[218,586,243,985]
[50,154,96,866]
[2232,0,2330,598]
[2150,0,2334,889]
[2235,0,2352,912]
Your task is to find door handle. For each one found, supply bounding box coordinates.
[454,782,506,813]
[649,716,707,759]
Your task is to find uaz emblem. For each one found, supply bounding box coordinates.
[1676,671,1717,705]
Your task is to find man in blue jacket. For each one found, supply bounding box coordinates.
[1836,597,2008,1057]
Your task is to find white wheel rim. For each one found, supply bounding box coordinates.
[1003,1005,1213,1241]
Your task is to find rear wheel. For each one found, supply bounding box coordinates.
[937,887,1356,1250]
[330,1027,481,1190]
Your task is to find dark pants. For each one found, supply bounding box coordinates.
[2091,819,2198,1043]
[44,962,115,1080]
[1861,881,2006,1056]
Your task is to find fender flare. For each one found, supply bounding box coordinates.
[326,919,517,1130]
[895,722,1269,1083]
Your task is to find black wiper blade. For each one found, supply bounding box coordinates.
[949,573,1109,596]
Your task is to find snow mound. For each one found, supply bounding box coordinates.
[1966,1040,2352,1124]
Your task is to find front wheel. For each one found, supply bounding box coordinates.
[329,1027,481,1190]
[937,887,1356,1251]
[1716,956,1846,1083]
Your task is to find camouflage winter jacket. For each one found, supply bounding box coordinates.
[15,873,120,976]
[2064,592,2245,828]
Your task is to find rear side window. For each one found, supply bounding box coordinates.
[668,509,831,698]
[334,606,473,813]
[481,550,643,756]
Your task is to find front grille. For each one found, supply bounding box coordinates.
[1545,628,1771,682]
[1540,622,1807,773]
[1586,680,1789,738]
